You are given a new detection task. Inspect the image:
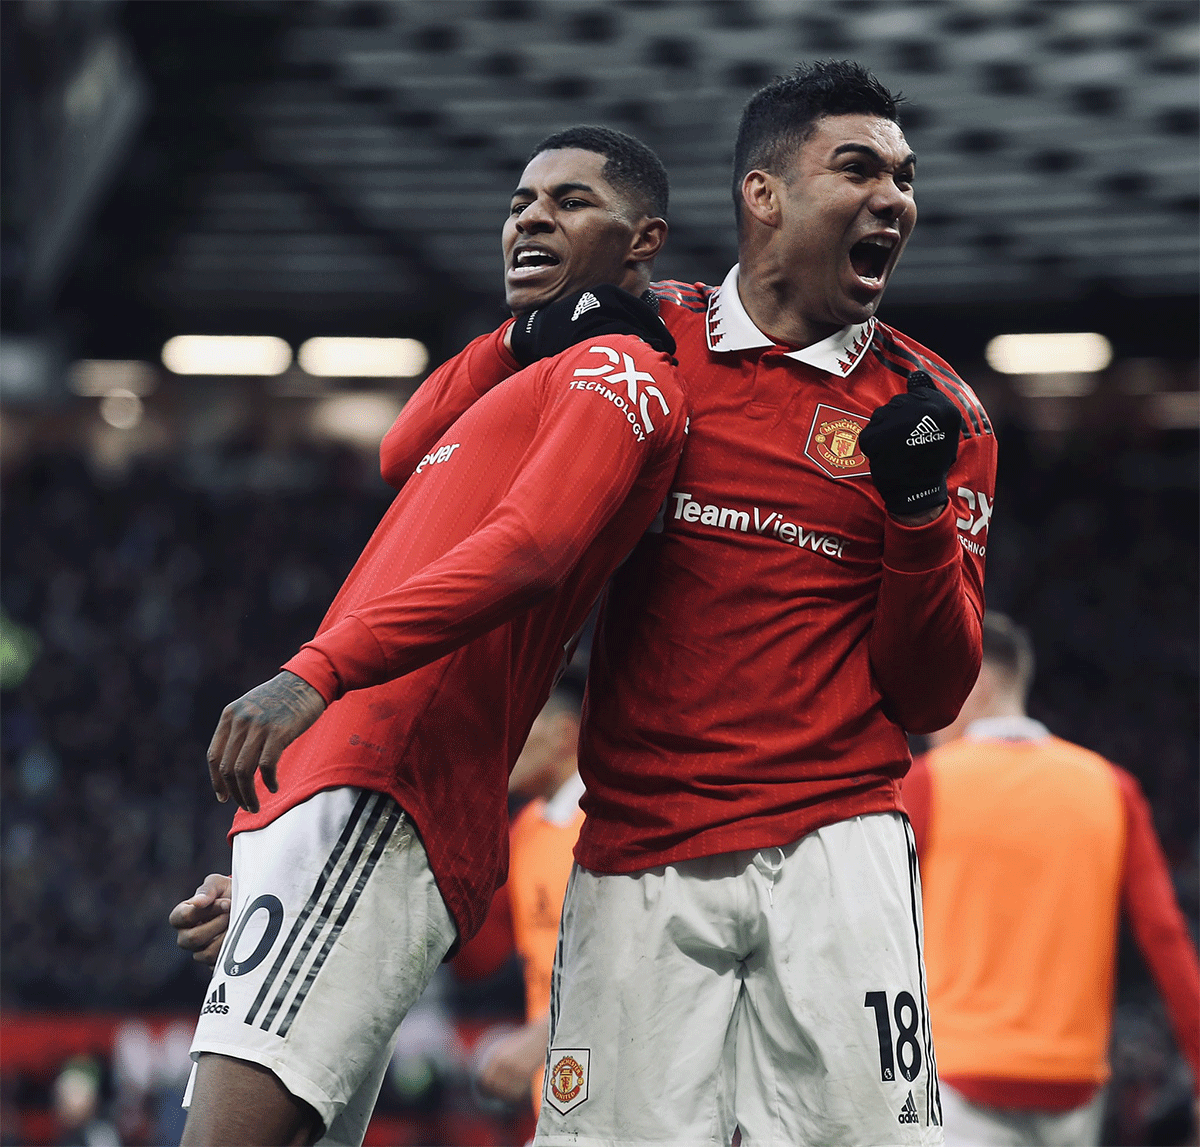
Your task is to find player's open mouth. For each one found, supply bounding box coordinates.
[848,234,897,285]
[510,245,562,279]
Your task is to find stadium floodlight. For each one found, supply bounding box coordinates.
[985,332,1113,376]
[298,337,429,378]
[98,389,144,430]
[161,335,292,376]
[68,360,158,396]
[1148,391,1200,430]
[309,392,405,450]
[1010,374,1099,399]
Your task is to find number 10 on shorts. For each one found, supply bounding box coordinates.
[863,991,923,1083]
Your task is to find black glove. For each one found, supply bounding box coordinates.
[859,370,962,517]
[509,284,676,366]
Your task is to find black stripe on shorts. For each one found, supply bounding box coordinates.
[904,818,942,1128]
[244,791,393,1030]
[275,800,403,1037]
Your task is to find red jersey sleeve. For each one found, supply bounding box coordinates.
[378,321,519,488]
[1115,767,1200,1090]
[869,427,996,734]
[900,753,932,856]
[291,337,686,697]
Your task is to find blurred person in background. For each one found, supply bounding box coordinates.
[476,687,585,1114]
[903,611,1200,1147]
[181,128,685,1147]
[51,1057,118,1147]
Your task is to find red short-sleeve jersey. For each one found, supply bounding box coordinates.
[575,267,997,873]
[233,332,687,944]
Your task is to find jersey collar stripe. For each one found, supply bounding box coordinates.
[877,337,985,427]
[705,265,875,376]
[922,365,991,437]
[654,280,707,301]
[868,346,981,439]
[903,352,990,435]
[651,281,710,314]
[877,337,992,435]
[875,330,973,403]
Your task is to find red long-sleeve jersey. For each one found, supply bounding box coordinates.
[377,324,521,488]
[575,267,998,873]
[233,328,687,944]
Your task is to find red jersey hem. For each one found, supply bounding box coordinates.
[574,785,902,873]
[943,1075,1102,1113]
[232,774,471,948]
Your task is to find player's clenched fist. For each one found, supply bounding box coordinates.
[859,369,962,519]
[207,670,326,813]
[509,283,676,365]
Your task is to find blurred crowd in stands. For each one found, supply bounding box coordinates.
[1,416,1196,1144]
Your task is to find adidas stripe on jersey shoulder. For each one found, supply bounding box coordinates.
[651,279,714,314]
[871,323,992,439]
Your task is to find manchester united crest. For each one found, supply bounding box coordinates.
[805,403,871,479]
[544,1048,590,1114]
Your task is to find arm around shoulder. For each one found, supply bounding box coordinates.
[303,338,686,694]
[379,323,519,487]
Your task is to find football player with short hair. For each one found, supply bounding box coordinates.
[535,61,996,1147]
[180,127,687,1147]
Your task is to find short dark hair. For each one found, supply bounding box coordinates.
[981,612,1036,700]
[531,125,669,220]
[732,60,903,223]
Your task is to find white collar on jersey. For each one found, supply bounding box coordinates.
[542,770,585,826]
[705,264,877,376]
[964,715,1052,743]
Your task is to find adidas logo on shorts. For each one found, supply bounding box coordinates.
[200,982,229,1016]
[906,415,944,446]
[572,292,601,321]
[897,1089,920,1125]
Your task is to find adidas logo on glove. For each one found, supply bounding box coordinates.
[905,415,944,446]
[572,292,601,321]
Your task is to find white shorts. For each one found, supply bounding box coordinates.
[940,1083,1105,1147]
[186,787,457,1146]
[534,812,942,1147]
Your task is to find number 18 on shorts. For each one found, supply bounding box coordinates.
[535,814,943,1147]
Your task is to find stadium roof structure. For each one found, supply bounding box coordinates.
[5,0,1198,364]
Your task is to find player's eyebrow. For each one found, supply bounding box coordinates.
[510,181,599,201]
[831,143,917,170]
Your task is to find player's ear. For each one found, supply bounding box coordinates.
[740,170,781,228]
[628,216,668,267]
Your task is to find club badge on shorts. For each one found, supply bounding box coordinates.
[805,403,870,479]
[544,1048,590,1115]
